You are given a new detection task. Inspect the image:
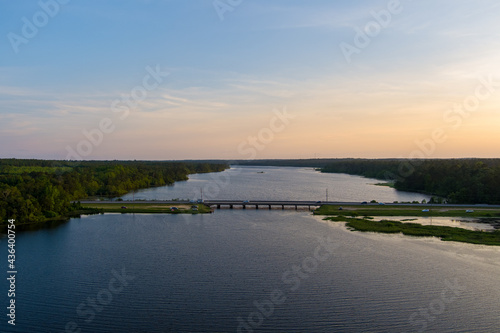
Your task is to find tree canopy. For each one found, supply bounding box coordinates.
[321,159,500,205]
[0,159,228,224]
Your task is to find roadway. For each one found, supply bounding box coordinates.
[78,200,500,208]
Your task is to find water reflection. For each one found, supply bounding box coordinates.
[372,216,497,231]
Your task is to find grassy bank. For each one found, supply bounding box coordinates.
[0,208,102,232]
[316,204,500,246]
[323,216,500,246]
[1,203,209,232]
[80,202,211,214]
[373,182,395,188]
[315,204,500,218]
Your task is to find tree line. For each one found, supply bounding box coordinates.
[321,159,500,204]
[0,159,228,224]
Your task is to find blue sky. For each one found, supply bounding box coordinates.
[1,0,500,160]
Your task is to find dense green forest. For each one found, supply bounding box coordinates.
[3,157,500,224]
[320,159,500,205]
[0,159,228,224]
[238,158,500,204]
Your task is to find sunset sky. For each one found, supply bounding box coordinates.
[1,0,500,160]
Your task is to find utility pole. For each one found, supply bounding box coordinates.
[430,200,433,225]
[201,188,203,201]
[326,188,328,202]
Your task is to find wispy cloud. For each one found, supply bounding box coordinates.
[2,0,500,158]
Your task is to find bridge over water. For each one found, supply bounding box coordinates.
[203,200,329,210]
[79,200,500,210]
[202,201,500,210]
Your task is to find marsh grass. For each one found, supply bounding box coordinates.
[315,205,500,218]
[325,215,500,246]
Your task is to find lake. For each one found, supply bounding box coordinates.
[3,167,500,332]
[121,166,429,203]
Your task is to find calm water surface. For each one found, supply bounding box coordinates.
[2,167,500,332]
[121,166,429,203]
[4,212,500,332]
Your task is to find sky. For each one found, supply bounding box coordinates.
[1,0,500,160]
